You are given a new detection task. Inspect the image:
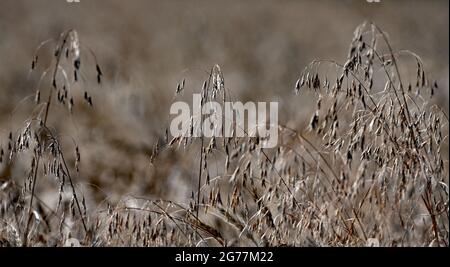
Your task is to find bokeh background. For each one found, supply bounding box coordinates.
[0,0,448,207]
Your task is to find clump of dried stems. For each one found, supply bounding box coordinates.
[0,22,448,247]
[1,29,102,246]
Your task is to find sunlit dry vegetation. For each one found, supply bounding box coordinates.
[0,1,448,247]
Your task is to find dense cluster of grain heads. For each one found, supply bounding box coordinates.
[0,29,102,246]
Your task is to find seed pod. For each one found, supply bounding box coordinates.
[295,78,301,94]
[96,64,103,84]
[69,97,74,112]
[313,74,321,90]
[74,58,81,70]
[35,90,41,104]
[310,111,319,131]
[31,56,38,70]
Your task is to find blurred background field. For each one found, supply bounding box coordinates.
[0,0,448,241]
